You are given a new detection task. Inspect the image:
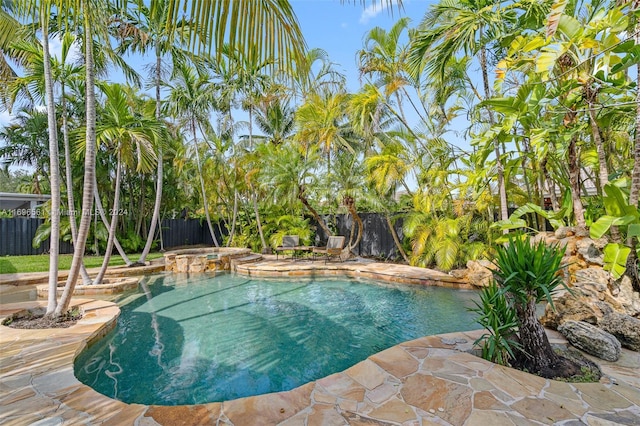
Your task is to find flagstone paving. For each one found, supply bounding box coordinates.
[1,260,639,425]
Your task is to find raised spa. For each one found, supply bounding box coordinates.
[74,273,480,406]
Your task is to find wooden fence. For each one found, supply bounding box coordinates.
[0,214,403,258]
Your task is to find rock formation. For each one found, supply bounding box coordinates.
[459,226,640,354]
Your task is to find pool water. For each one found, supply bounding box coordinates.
[74,273,480,405]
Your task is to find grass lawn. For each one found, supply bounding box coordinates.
[0,252,164,274]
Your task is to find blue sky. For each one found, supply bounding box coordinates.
[291,0,433,92]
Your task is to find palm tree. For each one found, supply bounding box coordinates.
[163,62,219,246]
[226,45,273,252]
[114,0,194,263]
[288,47,346,100]
[55,0,105,317]
[8,33,94,284]
[358,17,428,126]
[295,91,353,174]
[408,0,518,225]
[261,140,333,237]
[0,108,50,194]
[3,2,63,312]
[91,83,160,284]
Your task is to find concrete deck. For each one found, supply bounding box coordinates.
[1,260,639,425]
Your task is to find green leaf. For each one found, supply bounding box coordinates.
[491,218,527,230]
[557,15,583,40]
[590,215,636,239]
[603,243,630,279]
[628,224,640,240]
[603,183,630,217]
[536,50,560,74]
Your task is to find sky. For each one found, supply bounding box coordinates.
[289,0,433,92]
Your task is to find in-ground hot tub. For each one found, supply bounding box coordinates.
[163,247,252,273]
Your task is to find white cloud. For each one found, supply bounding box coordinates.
[47,35,81,64]
[341,22,348,29]
[359,0,399,24]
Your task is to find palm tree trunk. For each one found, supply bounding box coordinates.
[345,197,363,252]
[587,103,609,192]
[227,190,238,246]
[541,157,559,211]
[56,0,96,316]
[41,22,60,315]
[298,189,332,237]
[480,45,508,225]
[386,214,409,262]
[248,106,267,251]
[629,6,640,208]
[61,86,92,285]
[568,135,586,227]
[94,151,122,284]
[139,46,164,262]
[93,175,132,265]
[191,117,219,246]
[516,297,559,374]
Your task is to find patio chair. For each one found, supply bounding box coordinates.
[275,235,299,260]
[312,236,346,262]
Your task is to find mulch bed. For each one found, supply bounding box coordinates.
[3,309,83,329]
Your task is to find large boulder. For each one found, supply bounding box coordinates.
[599,312,640,352]
[558,320,621,362]
[614,276,640,317]
[465,259,495,288]
[540,289,605,329]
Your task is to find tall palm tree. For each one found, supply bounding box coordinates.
[6,2,63,313]
[8,33,93,284]
[91,83,160,284]
[227,45,273,252]
[55,0,105,317]
[163,62,219,246]
[114,0,194,263]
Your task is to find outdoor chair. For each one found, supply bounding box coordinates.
[275,235,299,260]
[312,236,346,262]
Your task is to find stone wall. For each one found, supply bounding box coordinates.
[461,227,640,354]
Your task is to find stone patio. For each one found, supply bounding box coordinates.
[1,259,639,425]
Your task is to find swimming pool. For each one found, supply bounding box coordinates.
[74,273,480,405]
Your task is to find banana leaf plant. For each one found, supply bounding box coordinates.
[589,182,640,279]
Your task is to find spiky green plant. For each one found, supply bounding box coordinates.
[493,236,567,374]
[469,281,521,366]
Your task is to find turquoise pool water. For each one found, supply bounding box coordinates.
[74,273,480,405]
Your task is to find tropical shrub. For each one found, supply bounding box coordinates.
[268,214,314,248]
[589,182,640,281]
[469,281,522,366]
[403,212,490,271]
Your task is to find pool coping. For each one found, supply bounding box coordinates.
[1,261,639,425]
